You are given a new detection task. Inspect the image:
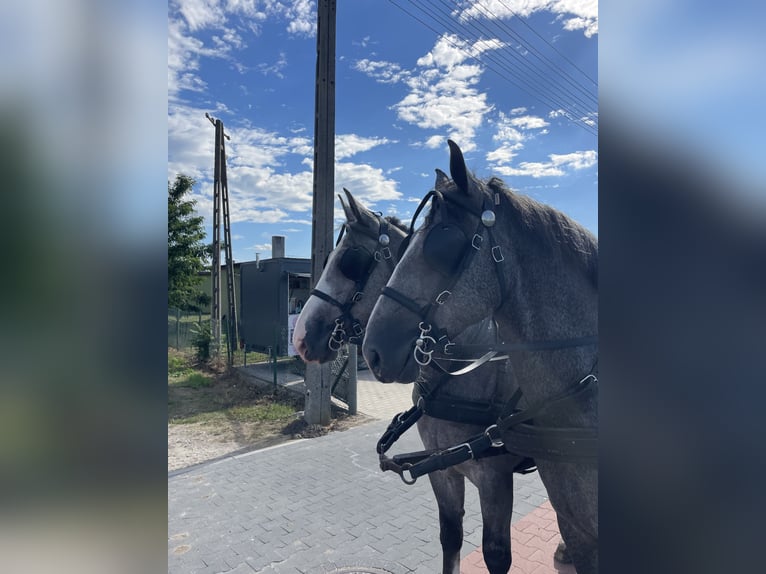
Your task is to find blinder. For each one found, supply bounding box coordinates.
[338,244,375,282]
[423,223,470,277]
[313,214,398,350]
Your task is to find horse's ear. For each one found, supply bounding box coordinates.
[434,168,450,191]
[447,139,470,195]
[343,188,377,229]
[339,190,356,222]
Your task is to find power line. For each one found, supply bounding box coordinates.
[489,0,597,87]
[385,0,597,136]
[414,0,597,131]
[445,0,597,106]
[425,0,597,125]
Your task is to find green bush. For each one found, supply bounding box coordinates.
[191,322,213,362]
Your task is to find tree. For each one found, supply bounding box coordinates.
[168,175,208,309]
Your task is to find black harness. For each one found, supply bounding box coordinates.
[377,369,598,485]
[381,188,597,373]
[310,216,396,350]
[374,188,599,484]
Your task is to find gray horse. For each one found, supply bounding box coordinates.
[293,188,568,573]
[363,141,598,573]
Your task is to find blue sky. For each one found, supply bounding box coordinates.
[168,0,598,261]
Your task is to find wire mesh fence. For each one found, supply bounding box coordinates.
[168,308,283,367]
[168,308,204,351]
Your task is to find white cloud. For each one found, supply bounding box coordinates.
[175,0,226,31]
[390,35,507,151]
[335,134,393,160]
[284,0,315,36]
[169,1,316,99]
[550,150,597,169]
[169,104,401,226]
[335,162,402,205]
[494,150,597,178]
[416,34,507,68]
[353,59,410,84]
[257,51,288,78]
[456,0,598,38]
[509,115,550,130]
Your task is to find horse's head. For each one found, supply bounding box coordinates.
[363,140,507,382]
[292,189,406,363]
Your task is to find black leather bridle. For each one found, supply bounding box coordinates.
[380,188,597,375]
[310,215,398,350]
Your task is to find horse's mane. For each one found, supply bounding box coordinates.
[486,177,598,288]
[384,215,408,233]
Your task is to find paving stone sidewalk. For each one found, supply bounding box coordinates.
[169,417,553,574]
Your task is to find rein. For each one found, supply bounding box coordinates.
[377,370,598,485]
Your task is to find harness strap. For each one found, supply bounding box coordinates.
[310,288,349,312]
[376,402,424,457]
[377,374,598,484]
[380,286,430,317]
[422,387,523,426]
[442,336,599,360]
[502,423,598,463]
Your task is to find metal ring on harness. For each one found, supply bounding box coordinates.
[414,322,436,366]
[400,464,417,485]
[484,424,504,448]
[414,338,435,366]
[328,319,345,351]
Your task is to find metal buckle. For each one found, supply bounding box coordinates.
[443,341,455,355]
[492,245,504,262]
[447,442,474,460]
[484,424,504,448]
[352,291,363,302]
[352,323,364,336]
[435,290,451,304]
[381,246,392,259]
[471,233,483,250]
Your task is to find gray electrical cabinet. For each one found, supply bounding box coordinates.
[239,257,311,356]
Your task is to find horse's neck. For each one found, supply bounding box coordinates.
[496,225,597,410]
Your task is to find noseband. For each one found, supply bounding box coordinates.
[381,189,597,374]
[311,215,396,350]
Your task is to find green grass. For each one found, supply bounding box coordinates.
[167,349,302,427]
[173,402,296,425]
[169,372,214,389]
[168,354,194,376]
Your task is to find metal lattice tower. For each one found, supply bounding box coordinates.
[207,113,239,362]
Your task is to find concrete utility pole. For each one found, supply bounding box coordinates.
[304,0,336,425]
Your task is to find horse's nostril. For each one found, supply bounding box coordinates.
[367,347,381,373]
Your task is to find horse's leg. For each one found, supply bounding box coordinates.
[557,515,598,574]
[554,538,572,563]
[427,471,465,574]
[476,474,513,574]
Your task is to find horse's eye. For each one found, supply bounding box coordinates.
[423,224,469,276]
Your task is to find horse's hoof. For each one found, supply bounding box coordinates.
[554,541,572,564]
